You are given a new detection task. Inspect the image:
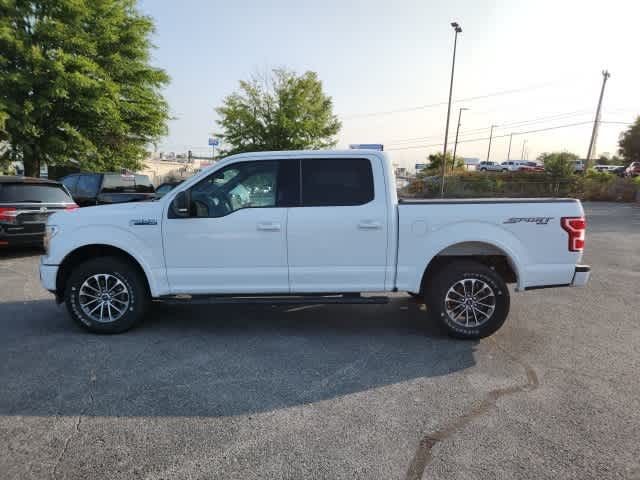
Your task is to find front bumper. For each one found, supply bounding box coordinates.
[39,262,59,293]
[571,265,591,287]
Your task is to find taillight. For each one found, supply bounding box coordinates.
[561,217,586,252]
[65,204,79,211]
[0,207,18,223]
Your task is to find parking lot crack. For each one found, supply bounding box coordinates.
[51,415,82,480]
[50,370,96,480]
[405,339,539,480]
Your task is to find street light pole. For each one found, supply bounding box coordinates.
[451,107,469,174]
[585,69,611,170]
[521,139,527,160]
[507,133,513,161]
[440,22,462,197]
[486,124,496,162]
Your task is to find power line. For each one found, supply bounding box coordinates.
[341,81,566,120]
[386,109,594,146]
[386,120,595,151]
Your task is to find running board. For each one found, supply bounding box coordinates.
[160,294,389,306]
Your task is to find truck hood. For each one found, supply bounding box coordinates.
[48,200,163,228]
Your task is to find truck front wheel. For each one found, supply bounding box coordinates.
[425,260,510,339]
[64,256,149,334]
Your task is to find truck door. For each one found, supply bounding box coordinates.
[287,157,388,292]
[163,160,297,294]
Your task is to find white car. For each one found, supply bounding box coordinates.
[477,161,507,172]
[501,160,528,172]
[40,150,590,339]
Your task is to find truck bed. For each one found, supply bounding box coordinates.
[395,197,585,292]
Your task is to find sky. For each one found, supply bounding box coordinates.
[139,0,640,171]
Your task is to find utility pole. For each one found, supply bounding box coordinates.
[521,139,527,160]
[440,22,463,197]
[486,125,496,162]
[451,107,469,174]
[506,133,513,161]
[585,70,611,170]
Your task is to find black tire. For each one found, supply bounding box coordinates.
[425,260,510,339]
[64,256,149,333]
[480,168,486,172]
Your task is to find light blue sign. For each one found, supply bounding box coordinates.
[349,144,383,151]
[208,138,219,146]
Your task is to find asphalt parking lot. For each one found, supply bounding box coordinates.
[0,202,638,480]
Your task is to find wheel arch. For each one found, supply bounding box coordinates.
[55,244,152,302]
[418,241,522,295]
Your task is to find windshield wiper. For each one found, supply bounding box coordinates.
[16,200,43,203]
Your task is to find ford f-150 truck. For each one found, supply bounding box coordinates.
[40,150,590,338]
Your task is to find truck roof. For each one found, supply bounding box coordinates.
[225,149,387,159]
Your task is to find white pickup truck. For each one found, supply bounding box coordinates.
[40,150,590,338]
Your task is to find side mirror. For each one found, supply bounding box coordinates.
[171,190,191,218]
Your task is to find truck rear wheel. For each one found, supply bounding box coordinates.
[425,260,510,339]
[64,256,149,334]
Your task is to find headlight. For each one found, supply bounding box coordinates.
[44,225,59,254]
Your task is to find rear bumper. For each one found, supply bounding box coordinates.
[0,223,45,247]
[571,265,591,287]
[40,262,59,293]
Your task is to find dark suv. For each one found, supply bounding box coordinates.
[61,173,155,207]
[0,176,77,247]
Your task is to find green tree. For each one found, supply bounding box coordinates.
[422,152,464,176]
[618,116,640,165]
[216,68,341,155]
[538,152,578,178]
[0,0,170,177]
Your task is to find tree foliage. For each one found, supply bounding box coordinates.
[0,0,170,176]
[538,151,578,178]
[422,152,465,175]
[618,116,640,164]
[216,68,341,155]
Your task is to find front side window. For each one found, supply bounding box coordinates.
[301,158,374,207]
[189,161,279,218]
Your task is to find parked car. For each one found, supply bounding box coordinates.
[0,176,77,247]
[574,160,586,173]
[593,165,624,173]
[154,181,183,199]
[611,166,627,177]
[61,173,155,207]
[41,150,590,339]
[477,161,506,172]
[501,160,528,172]
[518,161,545,173]
[624,162,640,177]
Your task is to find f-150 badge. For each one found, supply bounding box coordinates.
[130,218,158,226]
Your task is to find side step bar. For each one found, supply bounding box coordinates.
[161,294,389,306]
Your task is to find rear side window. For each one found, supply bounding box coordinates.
[0,183,73,203]
[301,158,374,207]
[102,174,154,193]
[76,175,101,197]
[62,175,79,194]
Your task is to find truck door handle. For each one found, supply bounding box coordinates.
[257,222,281,231]
[358,221,382,230]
